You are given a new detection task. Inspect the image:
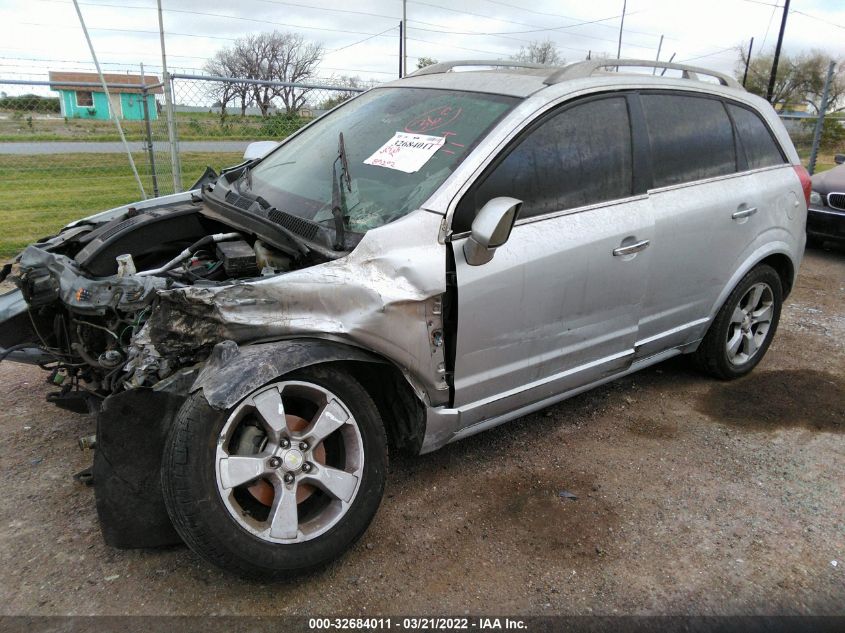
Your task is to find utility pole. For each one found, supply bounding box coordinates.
[616,0,627,60]
[402,0,407,78]
[659,52,676,76]
[653,34,664,75]
[766,0,791,104]
[399,21,404,78]
[742,37,754,87]
[157,0,181,193]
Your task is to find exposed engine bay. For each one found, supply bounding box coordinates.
[4,175,350,409]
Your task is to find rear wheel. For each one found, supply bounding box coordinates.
[692,265,782,380]
[161,365,387,578]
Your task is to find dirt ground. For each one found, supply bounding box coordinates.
[0,247,842,616]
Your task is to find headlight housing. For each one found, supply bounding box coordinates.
[809,190,823,206]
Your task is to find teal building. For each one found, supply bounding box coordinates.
[48,71,162,121]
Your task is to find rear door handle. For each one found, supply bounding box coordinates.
[613,239,650,257]
[732,206,758,220]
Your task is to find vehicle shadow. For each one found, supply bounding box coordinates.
[806,240,845,257]
[397,353,843,478]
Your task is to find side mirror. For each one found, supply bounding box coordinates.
[463,197,521,266]
[835,154,845,165]
[243,141,280,161]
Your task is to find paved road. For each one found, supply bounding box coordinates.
[0,140,250,155]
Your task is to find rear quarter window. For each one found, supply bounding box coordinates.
[641,94,737,188]
[726,104,786,170]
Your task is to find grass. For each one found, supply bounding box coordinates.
[0,151,242,259]
[798,149,838,174]
[0,110,311,142]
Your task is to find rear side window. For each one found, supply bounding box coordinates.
[727,104,785,169]
[455,96,632,230]
[641,94,736,188]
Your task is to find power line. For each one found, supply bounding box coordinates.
[39,0,401,24]
[677,46,739,63]
[737,0,781,7]
[408,0,639,36]
[404,25,651,57]
[0,45,210,61]
[791,9,845,31]
[36,0,653,60]
[17,21,239,41]
[404,34,507,57]
[328,26,399,54]
[34,0,401,40]
[759,1,781,50]
[0,55,397,76]
[480,0,674,40]
[406,20,654,48]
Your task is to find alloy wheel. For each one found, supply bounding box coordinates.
[215,381,364,544]
[725,282,774,366]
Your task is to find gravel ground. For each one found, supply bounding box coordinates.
[0,247,842,616]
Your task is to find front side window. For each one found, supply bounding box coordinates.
[727,104,785,170]
[641,94,736,188]
[454,96,633,231]
[76,91,93,107]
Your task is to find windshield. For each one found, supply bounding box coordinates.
[246,87,518,234]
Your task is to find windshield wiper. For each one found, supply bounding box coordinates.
[331,132,352,250]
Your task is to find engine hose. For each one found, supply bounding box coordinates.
[136,232,241,277]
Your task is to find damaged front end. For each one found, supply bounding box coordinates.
[0,193,447,547]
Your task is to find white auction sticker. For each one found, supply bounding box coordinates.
[363,132,446,173]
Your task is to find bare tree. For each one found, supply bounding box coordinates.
[416,57,438,70]
[513,40,563,66]
[204,48,252,117]
[737,45,844,112]
[207,31,324,116]
[319,75,364,110]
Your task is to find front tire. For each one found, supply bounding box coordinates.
[692,264,782,380]
[161,365,387,579]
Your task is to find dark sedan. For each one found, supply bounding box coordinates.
[808,153,845,246]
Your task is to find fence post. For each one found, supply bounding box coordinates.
[808,60,836,176]
[162,70,182,192]
[140,84,159,197]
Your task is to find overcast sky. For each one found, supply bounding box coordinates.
[0,0,844,85]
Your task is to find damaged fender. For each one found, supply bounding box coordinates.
[191,338,388,411]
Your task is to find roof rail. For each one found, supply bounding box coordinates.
[543,59,742,89]
[409,59,553,77]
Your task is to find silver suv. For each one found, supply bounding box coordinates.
[0,59,809,578]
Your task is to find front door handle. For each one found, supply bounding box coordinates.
[613,239,650,257]
[732,206,758,220]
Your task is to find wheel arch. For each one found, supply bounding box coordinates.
[758,252,795,298]
[708,244,796,324]
[190,338,427,455]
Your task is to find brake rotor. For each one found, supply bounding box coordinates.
[247,413,327,506]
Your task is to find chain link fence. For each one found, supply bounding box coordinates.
[166,74,368,202]
[778,113,845,173]
[0,74,367,258]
